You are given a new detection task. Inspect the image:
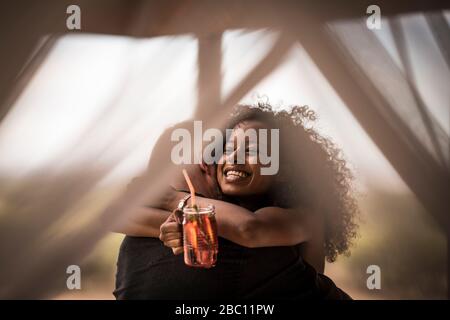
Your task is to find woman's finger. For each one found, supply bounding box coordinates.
[172,247,183,255]
[159,231,182,242]
[163,239,182,248]
[160,221,181,234]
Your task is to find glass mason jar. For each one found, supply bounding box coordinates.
[182,204,218,268]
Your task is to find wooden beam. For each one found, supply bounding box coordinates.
[80,1,449,37]
[221,34,295,111]
[390,18,448,169]
[297,22,449,229]
[425,12,450,70]
[194,33,222,123]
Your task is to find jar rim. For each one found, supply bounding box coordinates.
[183,204,215,214]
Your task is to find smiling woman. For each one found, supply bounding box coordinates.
[217,103,359,265]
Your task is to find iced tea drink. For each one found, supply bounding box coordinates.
[182,205,218,268]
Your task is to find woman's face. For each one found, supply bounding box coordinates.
[217,120,276,197]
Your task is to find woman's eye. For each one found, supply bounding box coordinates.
[225,143,235,151]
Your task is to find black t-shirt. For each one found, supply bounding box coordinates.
[114,236,350,300]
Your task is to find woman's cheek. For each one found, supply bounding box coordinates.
[247,154,259,165]
[216,164,223,179]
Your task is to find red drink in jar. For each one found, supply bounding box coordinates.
[182,205,218,268]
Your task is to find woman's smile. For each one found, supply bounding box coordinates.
[223,165,252,183]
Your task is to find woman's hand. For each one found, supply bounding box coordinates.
[159,214,184,255]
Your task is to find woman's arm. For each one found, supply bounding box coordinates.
[157,191,312,248]
[114,187,313,247]
[189,196,312,247]
[110,175,182,237]
[111,207,170,237]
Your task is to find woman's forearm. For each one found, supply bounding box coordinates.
[113,188,310,247]
[188,196,256,246]
[189,196,310,248]
[111,195,252,243]
[112,207,170,237]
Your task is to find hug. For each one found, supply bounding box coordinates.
[113,102,358,300]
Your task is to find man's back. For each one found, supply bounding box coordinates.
[114,236,304,299]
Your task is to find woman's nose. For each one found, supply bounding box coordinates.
[223,148,236,163]
[224,147,246,164]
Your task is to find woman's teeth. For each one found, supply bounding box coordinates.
[226,170,249,178]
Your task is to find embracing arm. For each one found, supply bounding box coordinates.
[111,206,170,237]
[113,186,313,247]
[176,193,313,248]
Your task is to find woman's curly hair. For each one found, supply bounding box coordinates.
[227,102,359,262]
